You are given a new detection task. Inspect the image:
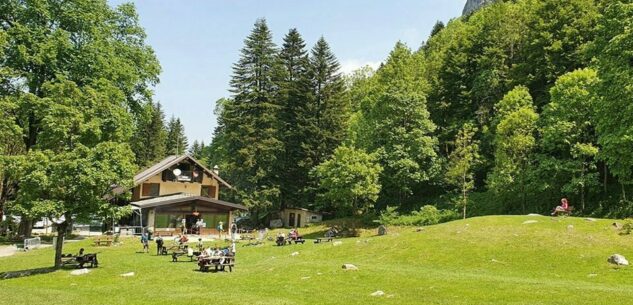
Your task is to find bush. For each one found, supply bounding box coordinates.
[376,205,459,226]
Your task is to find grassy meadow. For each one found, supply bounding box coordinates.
[1,216,633,305]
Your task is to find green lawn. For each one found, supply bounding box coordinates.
[1,216,633,305]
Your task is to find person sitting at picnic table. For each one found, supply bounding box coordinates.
[197,238,204,251]
[276,232,286,246]
[179,234,189,246]
[551,198,570,216]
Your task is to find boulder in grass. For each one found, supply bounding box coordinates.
[527,213,542,216]
[290,252,299,256]
[522,220,538,224]
[120,272,135,277]
[370,291,385,297]
[70,268,90,276]
[342,264,358,270]
[378,225,387,236]
[608,254,629,266]
[585,218,597,222]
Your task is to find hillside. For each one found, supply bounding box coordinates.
[1,216,632,304]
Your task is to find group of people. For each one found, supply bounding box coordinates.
[198,246,233,265]
[275,228,302,246]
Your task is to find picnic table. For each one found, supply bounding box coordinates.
[198,255,235,272]
[93,236,113,246]
[171,248,200,262]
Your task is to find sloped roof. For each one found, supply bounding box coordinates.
[134,155,231,188]
[131,193,247,210]
[110,155,232,196]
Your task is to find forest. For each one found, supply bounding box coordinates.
[2,0,633,233]
[201,0,633,221]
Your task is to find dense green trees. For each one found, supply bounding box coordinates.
[166,117,188,155]
[313,146,382,216]
[202,0,633,219]
[0,0,160,266]
[132,102,167,167]
[209,20,348,215]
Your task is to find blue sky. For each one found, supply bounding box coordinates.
[109,1,466,144]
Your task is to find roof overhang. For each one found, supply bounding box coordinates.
[130,193,247,211]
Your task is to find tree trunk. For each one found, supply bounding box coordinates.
[581,163,586,212]
[18,218,33,238]
[603,163,608,194]
[622,183,628,202]
[54,221,68,269]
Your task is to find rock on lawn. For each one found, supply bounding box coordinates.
[608,254,629,266]
[522,220,538,224]
[70,269,90,276]
[342,264,358,270]
[371,291,385,297]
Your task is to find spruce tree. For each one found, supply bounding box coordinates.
[223,19,284,212]
[277,28,312,209]
[166,117,188,155]
[132,102,167,166]
[302,37,349,203]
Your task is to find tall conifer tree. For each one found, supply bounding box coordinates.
[277,28,312,208]
[166,117,188,155]
[132,102,167,166]
[223,19,284,212]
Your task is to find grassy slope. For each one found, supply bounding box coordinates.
[1,215,632,305]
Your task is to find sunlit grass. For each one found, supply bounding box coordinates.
[1,215,633,304]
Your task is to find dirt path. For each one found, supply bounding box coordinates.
[0,245,18,257]
[0,244,53,257]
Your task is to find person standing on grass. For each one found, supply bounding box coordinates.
[141,232,149,253]
[155,235,164,255]
[217,221,224,239]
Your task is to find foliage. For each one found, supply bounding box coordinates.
[592,1,633,194]
[0,0,159,267]
[166,117,188,155]
[222,19,284,213]
[313,146,382,216]
[376,205,458,226]
[445,123,481,218]
[487,86,539,213]
[132,102,167,167]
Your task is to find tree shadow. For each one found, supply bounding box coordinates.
[0,267,57,280]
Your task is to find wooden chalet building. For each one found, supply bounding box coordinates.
[116,155,247,236]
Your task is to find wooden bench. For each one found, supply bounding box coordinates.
[154,230,175,237]
[93,237,113,246]
[287,237,305,245]
[198,256,235,272]
[314,237,334,244]
[171,249,200,262]
[553,206,574,216]
[61,253,99,268]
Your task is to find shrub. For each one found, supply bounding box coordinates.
[377,205,459,226]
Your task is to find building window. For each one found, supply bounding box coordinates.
[141,183,160,197]
[311,215,318,220]
[201,185,217,198]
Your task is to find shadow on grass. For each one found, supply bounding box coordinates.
[0,267,57,280]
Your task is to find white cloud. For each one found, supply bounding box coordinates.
[339,59,382,75]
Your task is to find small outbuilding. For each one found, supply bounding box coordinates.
[280,208,322,228]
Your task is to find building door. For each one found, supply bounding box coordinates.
[289,213,295,227]
[297,214,302,227]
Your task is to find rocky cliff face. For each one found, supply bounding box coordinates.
[462,0,495,16]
